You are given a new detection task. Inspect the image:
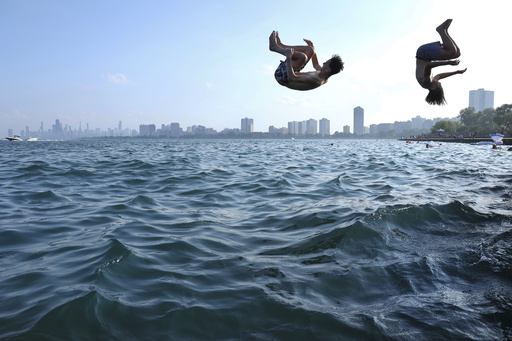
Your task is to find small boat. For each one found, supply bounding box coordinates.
[25,137,38,141]
[6,135,23,141]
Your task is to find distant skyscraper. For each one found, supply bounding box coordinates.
[170,123,182,137]
[319,118,330,136]
[139,124,156,136]
[343,125,350,134]
[469,88,494,112]
[353,106,364,134]
[298,121,307,135]
[241,117,254,133]
[288,121,299,135]
[306,118,318,135]
[52,119,63,136]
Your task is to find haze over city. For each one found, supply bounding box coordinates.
[2,0,510,134]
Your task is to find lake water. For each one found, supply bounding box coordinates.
[1,139,511,340]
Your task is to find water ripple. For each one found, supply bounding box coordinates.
[1,139,511,340]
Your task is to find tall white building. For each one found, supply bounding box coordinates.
[319,118,330,136]
[298,121,307,135]
[241,117,254,133]
[353,106,364,134]
[288,121,299,135]
[469,88,494,112]
[306,119,318,135]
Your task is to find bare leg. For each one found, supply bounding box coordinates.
[436,19,460,59]
[269,31,312,70]
[275,32,315,58]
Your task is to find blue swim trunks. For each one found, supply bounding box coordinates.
[416,41,443,60]
[274,61,289,85]
[274,61,305,86]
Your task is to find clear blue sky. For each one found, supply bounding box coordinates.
[1,0,510,134]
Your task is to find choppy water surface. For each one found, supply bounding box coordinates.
[1,139,511,340]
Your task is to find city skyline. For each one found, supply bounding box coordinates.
[8,110,459,140]
[1,1,511,135]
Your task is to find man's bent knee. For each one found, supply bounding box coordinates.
[292,52,308,70]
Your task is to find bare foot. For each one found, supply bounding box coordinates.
[269,31,278,51]
[275,31,283,47]
[436,19,453,33]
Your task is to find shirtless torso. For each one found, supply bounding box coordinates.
[269,31,342,91]
[415,59,434,90]
[283,51,331,91]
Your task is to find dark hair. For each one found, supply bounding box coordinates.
[425,84,446,105]
[328,54,344,75]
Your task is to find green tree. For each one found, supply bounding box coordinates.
[494,104,512,127]
[431,120,458,133]
[480,108,496,130]
[458,107,478,128]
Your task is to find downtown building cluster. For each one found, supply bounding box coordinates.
[6,88,495,140]
[7,119,135,140]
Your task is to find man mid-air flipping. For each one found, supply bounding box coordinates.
[269,31,343,91]
[415,19,467,105]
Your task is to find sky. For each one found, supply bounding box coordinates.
[1,0,511,134]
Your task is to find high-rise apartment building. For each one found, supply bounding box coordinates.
[298,121,307,135]
[306,119,318,135]
[319,118,330,136]
[241,117,254,133]
[343,125,350,134]
[288,121,299,135]
[353,106,364,134]
[469,88,494,112]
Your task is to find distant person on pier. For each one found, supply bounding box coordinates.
[269,31,344,91]
[415,19,467,105]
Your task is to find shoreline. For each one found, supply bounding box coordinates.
[398,137,512,145]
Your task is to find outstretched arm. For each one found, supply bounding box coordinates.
[424,59,460,78]
[434,68,467,81]
[304,39,321,71]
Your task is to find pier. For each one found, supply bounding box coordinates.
[398,137,512,145]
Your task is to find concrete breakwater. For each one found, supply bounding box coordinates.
[398,137,511,145]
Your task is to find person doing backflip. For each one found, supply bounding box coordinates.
[269,31,343,91]
[416,19,467,105]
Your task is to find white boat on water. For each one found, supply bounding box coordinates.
[470,134,504,145]
[25,137,38,141]
[6,135,23,141]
